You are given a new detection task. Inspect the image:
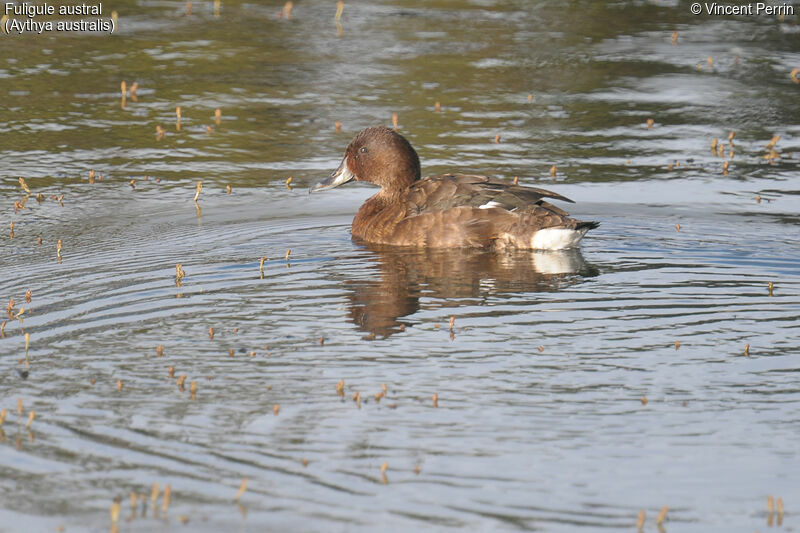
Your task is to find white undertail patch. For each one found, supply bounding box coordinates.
[529,227,589,250]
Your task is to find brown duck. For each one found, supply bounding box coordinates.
[311,126,598,249]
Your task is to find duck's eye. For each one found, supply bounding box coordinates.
[359,146,368,154]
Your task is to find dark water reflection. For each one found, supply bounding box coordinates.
[348,246,597,338]
[1,0,800,532]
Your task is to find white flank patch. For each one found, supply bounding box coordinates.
[530,227,588,250]
[478,200,503,209]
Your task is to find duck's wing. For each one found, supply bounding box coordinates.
[406,174,573,217]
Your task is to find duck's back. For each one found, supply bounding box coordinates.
[352,174,598,250]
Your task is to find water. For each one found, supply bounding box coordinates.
[2,1,799,531]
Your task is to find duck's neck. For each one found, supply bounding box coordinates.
[358,187,398,217]
[376,181,409,200]
[352,186,407,242]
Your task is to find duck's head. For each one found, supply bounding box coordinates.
[311,126,421,194]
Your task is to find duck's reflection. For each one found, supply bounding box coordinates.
[346,245,598,338]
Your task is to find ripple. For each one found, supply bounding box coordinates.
[2,1,800,531]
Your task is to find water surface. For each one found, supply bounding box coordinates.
[2,1,799,531]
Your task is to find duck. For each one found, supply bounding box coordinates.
[310,126,598,249]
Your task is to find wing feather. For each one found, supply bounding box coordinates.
[406,174,573,217]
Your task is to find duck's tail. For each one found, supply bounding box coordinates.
[577,221,600,232]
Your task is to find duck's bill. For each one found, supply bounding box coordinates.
[310,158,355,193]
